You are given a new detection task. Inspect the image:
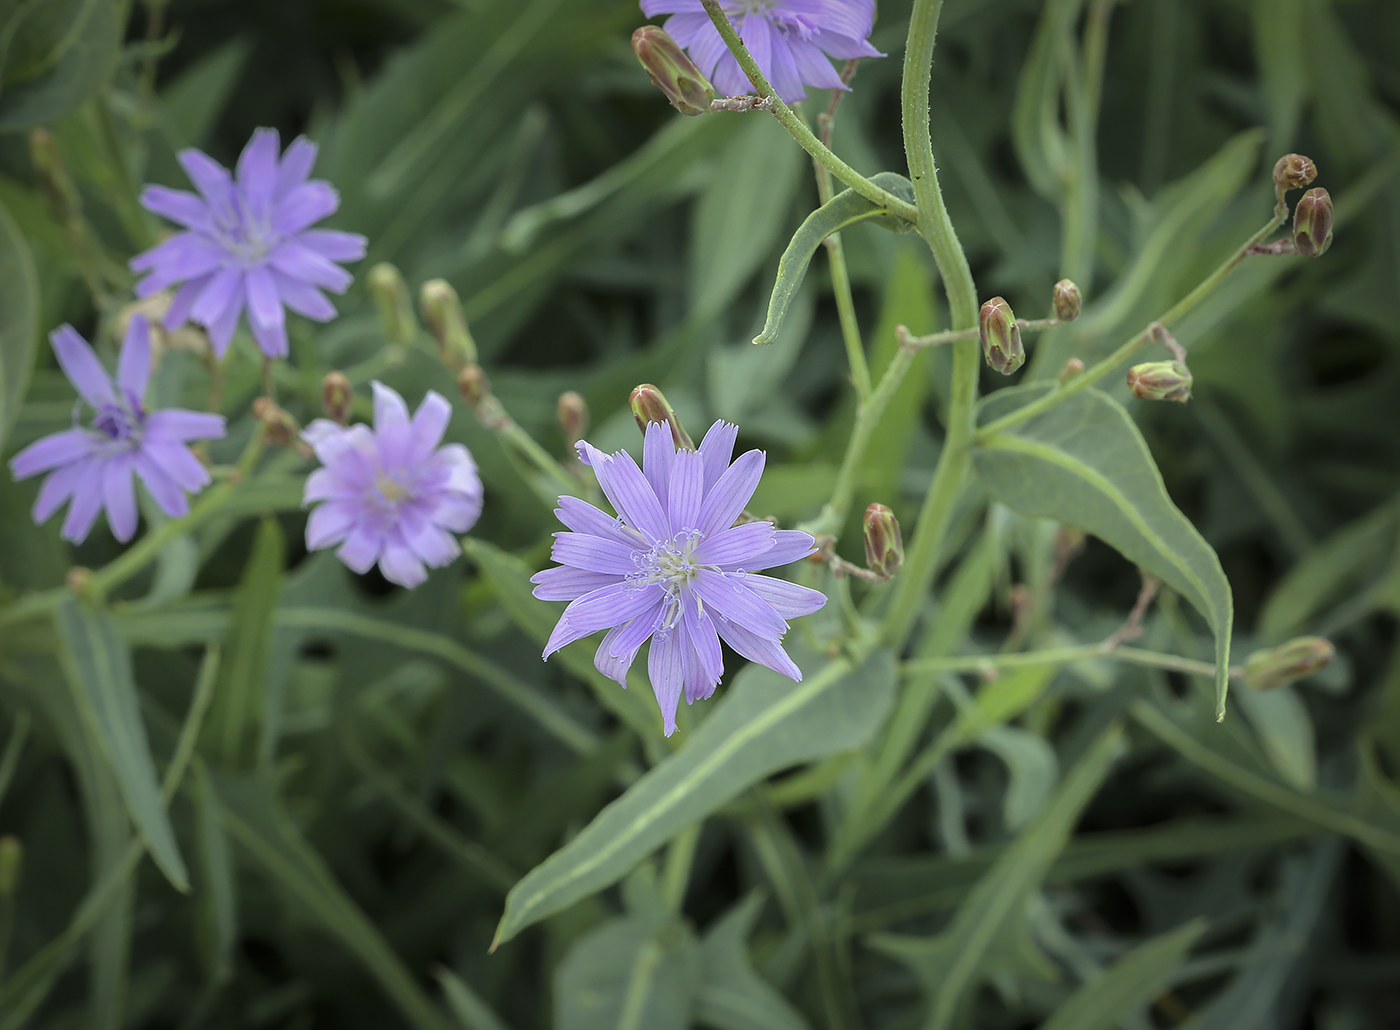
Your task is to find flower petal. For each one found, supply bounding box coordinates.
[696,419,738,489]
[740,575,827,618]
[10,429,93,479]
[118,316,152,403]
[642,421,674,511]
[551,532,640,575]
[555,495,637,546]
[543,582,664,657]
[682,599,723,701]
[647,625,685,736]
[139,186,210,230]
[177,148,235,209]
[275,137,318,198]
[103,456,139,542]
[134,451,190,518]
[666,447,704,538]
[531,565,623,602]
[305,500,357,550]
[690,521,774,567]
[594,623,644,687]
[274,182,340,236]
[691,568,787,639]
[270,270,338,321]
[236,127,280,220]
[379,533,428,588]
[50,325,113,407]
[408,391,451,460]
[144,409,226,442]
[696,448,764,537]
[32,461,87,523]
[268,239,354,292]
[336,523,383,574]
[61,467,105,542]
[591,447,670,544]
[713,617,802,682]
[297,229,367,262]
[744,529,817,570]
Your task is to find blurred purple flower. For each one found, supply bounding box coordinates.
[639,0,883,103]
[8,317,226,544]
[532,420,826,735]
[302,382,483,589]
[131,128,367,360]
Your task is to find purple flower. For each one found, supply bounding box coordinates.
[532,420,827,735]
[301,381,483,589]
[130,128,367,361]
[8,317,226,544]
[640,0,883,103]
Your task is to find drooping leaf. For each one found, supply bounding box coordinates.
[974,386,1234,716]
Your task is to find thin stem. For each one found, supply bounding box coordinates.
[905,316,1064,350]
[901,643,1235,681]
[697,0,918,223]
[976,209,1288,440]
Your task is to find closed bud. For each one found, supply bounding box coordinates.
[0,836,20,896]
[322,371,353,425]
[1052,279,1082,322]
[1127,360,1192,403]
[458,364,490,407]
[1244,636,1335,691]
[252,397,303,451]
[557,391,589,446]
[979,297,1024,375]
[1292,187,1333,258]
[1272,153,1317,190]
[420,278,478,366]
[863,503,903,579]
[632,26,715,116]
[1058,357,1085,383]
[630,383,694,449]
[368,262,416,348]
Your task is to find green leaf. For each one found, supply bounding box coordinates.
[54,599,190,892]
[1009,0,1081,199]
[1232,683,1317,791]
[0,0,118,131]
[437,967,513,1030]
[192,765,237,982]
[554,912,699,1030]
[1039,918,1207,1030]
[697,894,812,1030]
[0,194,38,452]
[752,171,915,346]
[974,386,1234,716]
[493,648,897,946]
[870,723,1125,1030]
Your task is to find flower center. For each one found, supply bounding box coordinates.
[212,195,279,266]
[374,473,410,505]
[88,398,143,451]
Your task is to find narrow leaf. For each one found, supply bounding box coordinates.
[697,894,811,1030]
[0,196,38,451]
[437,967,513,1030]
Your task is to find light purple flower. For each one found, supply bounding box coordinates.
[8,317,226,544]
[640,0,883,103]
[532,420,826,735]
[130,128,367,361]
[301,381,483,589]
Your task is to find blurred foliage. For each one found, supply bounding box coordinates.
[0,0,1398,1027]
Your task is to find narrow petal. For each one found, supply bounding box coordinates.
[744,529,817,570]
[275,137,318,198]
[10,429,93,479]
[61,468,105,542]
[697,420,738,489]
[594,623,643,687]
[297,229,367,262]
[591,447,670,544]
[236,128,280,219]
[551,532,640,575]
[145,409,226,442]
[787,37,847,91]
[190,267,243,329]
[250,309,289,359]
[177,148,234,209]
[690,521,774,567]
[32,462,87,523]
[117,316,152,403]
[555,495,638,546]
[130,233,227,285]
[203,287,245,356]
[165,278,208,329]
[138,186,210,230]
[270,270,338,321]
[403,518,460,568]
[305,501,357,550]
[543,582,664,657]
[531,565,623,602]
[408,391,452,460]
[141,442,212,493]
[691,568,787,639]
[761,23,808,102]
[371,380,411,434]
[607,597,669,657]
[714,617,802,682]
[379,534,428,588]
[741,575,827,618]
[337,523,384,574]
[245,264,283,329]
[682,600,724,700]
[274,183,340,236]
[696,448,764,537]
[268,239,354,293]
[50,326,113,407]
[642,422,674,511]
[103,457,139,542]
[666,448,704,538]
[134,452,190,518]
[648,627,685,735]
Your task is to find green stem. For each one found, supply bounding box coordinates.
[697,0,918,223]
[828,238,871,402]
[901,643,1235,681]
[661,824,700,911]
[977,210,1287,440]
[1059,0,1111,286]
[881,0,982,652]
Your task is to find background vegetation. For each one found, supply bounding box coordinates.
[0,0,1398,1027]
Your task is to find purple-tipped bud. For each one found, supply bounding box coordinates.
[1052,279,1082,322]
[420,278,478,366]
[1293,188,1333,258]
[632,26,715,116]
[979,297,1024,375]
[0,836,20,896]
[369,262,416,348]
[557,391,589,446]
[1244,636,1335,691]
[459,364,490,407]
[863,503,903,579]
[322,371,353,426]
[1127,360,1192,403]
[630,383,694,449]
[1272,154,1317,191]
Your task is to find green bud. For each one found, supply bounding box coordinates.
[1127,360,1192,403]
[420,278,478,366]
[368,262,417,348]
[1244,636,1335,691]
[1052,279,1082,322]
[1058,358,1085,383]
[863,503,903,579]
[979,297,1024,375]
[630,383,694,449]
[458,364,490,407]
[1272,153,1317,191]
[557,391,589,446]
[0,836,20,896]
[632,26,715,116]
[322,371,353,425]
[1292,187,1333,258]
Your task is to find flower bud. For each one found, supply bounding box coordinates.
[979,297,1024,375]
[252,397,304,450]
[1127,360,1192,403]
[1292,187,1333,258]
[863,503,903,579]
[1244,636,1335,691]
[458,364,490,407]
[632,26,715,116]
[1058,358,1085,383]
[1052,279,1081,322]
[322,371,353,425]
[630,383,694,449]
[420,278,478,367]
[557,391,589,446]
[0,836,20,897]
[1272,153,1317,191]
[368,262,416,348]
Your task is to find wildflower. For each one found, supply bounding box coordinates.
[532,420,827,735]
[301,381,482,589]
[8,317,226,543]
[130,128,367,360]
[639,0,883,104]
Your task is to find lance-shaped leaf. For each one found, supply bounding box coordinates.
[974,386,1234,716]
[0,198,37,452]
[753,171,915,346]
[493,649,896,946]
[698,894,812,1030]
